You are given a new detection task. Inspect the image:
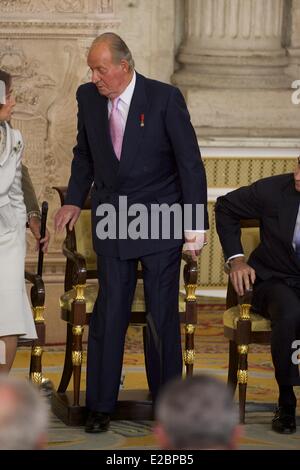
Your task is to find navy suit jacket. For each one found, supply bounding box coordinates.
[65,72,208,259]
[215,173,300,286]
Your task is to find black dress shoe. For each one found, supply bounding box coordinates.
[85,411,110,433]
[272,406,296,434]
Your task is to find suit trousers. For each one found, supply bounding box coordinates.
[86,246,183,413]
[253,278,300,386]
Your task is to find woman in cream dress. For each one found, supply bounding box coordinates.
[0,69,37,373]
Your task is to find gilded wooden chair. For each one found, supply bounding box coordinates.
[223,219,271,423]
[21,203,47,385]
[22,271,46,384]
[51,187,200,425]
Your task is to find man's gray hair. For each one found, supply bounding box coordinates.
[91,32,135,71]
[0,376,49,450]
[155,375,238,450]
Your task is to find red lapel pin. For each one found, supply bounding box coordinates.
[140,113,144,127]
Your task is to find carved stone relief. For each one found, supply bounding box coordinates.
[0,0,118,256]
[0,42,56,107]
[0,0,118,40]
[0,41,57,199]
[0,40,58,252]
[97,0,113,13]
[0,1,33,13]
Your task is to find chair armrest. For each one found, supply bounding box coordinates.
[25,271,45,308]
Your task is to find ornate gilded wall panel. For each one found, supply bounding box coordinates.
[0,0,113,15]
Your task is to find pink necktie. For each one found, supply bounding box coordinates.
[109,97,123,160]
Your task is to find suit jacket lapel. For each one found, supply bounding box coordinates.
[117,73,148,184]
[90,86,119,175]
[279,178,300,247]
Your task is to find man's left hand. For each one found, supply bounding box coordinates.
[28,216,50,253]
[183,231,207,261]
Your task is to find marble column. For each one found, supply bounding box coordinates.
[288,0,300,77]
[174,0,289,88]
[173,0,300,138]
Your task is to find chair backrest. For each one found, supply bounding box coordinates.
[75,210,97,272]
[226,219,260,309]
[240,223,260,260]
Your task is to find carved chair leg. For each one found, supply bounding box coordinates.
[184,323,195,377]
[227,340,239,394]
[58,322,74,393]
[237,345,249,424]
[30,308,45,386]
[238,382,247,424]
[236,300,252,424]
[184,273,198,378]
[72,325,84,407]
[30,345,43,386]
[142,325,152,392]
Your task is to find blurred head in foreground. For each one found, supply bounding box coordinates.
[0,375,49,449]
[155,374,241,450]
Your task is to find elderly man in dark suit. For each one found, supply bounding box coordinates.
[215,158,300,434]
[55,32,208,432]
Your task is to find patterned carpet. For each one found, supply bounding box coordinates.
[11,299,300,450]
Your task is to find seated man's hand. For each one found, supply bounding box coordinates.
[54,205,81,233]
[183,231,207,261]
[28,216,50,253]
[229,256,256,296]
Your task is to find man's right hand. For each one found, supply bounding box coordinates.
[54,205,81,233]
[228,256,256,296]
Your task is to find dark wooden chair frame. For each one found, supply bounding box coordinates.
[224,219,271,423]
[22,269,46,384]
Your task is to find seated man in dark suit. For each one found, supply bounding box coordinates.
[215,157,300,434]
[22,164,50,252]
